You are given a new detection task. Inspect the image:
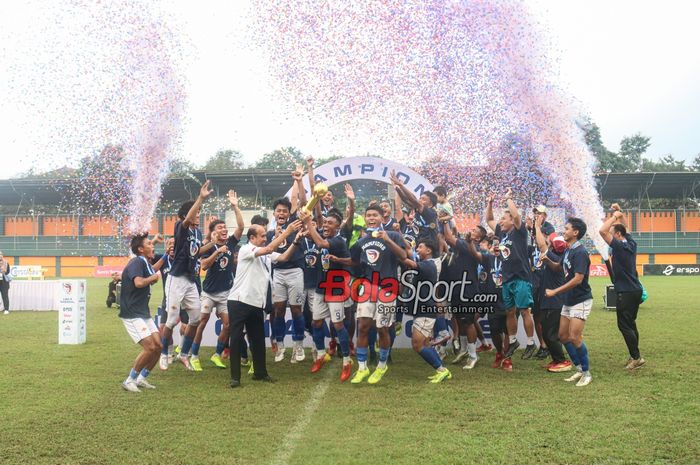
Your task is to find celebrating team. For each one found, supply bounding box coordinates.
[118,159,645,392]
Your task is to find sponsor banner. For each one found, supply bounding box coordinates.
[589,263,610,277]
[57,279,87,344]
[644,264,700,276]
[283,156,435,199]
[10,265,44,279]
[94,266,123,278]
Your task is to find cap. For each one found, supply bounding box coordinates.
[533,205,547,214]
[549,233,567,254]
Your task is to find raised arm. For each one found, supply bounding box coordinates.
[228,189,245,240]
[610,203,628,228]
[460,232,484,264]
[300,211,331,249]
[255,220,302,257]
[342,183,355,234]
[534,215,548,253]
[374,230,407,261]
[390,170,422,211]
[306,157,323,223]
[183,180,213,229]
[290,166,307,215]
[485,195,497,232]
[504,187,521,229]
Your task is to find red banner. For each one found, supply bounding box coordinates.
[589,264,609,277]
[93,266,123,278]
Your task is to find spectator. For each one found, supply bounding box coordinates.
[107,272,121,308]
[0,252,10,314]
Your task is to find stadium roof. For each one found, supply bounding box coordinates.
[1,170,698,206]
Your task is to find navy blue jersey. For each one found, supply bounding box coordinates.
[202,235,239,293]
[383,217,397,231]
[538,250,564,309]
[350,231,405,286]
[562,241,592,306]
[399,218,419,250]
[170,220,203,281]
[413,206,438,242]
[266,213,303,270]
[495,222,531,283]
[153,253,173,293]
[119,257,154,319]
[477,254,504,314]
[452,238,481,298]
[610,235,642,293]
[530,245,544,291]
[300,237,321,290]
[316,235,349,294]
[411,259,439,317]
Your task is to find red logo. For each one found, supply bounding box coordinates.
[318,270,399,303]
[589,264,609,277]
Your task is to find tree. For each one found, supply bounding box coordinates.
[692,153,700,171]
[169,156,197,177]
[254,147,305,170]
[314,155,345,166]
[618,134,651,171]
[202,149,244,171]
[642,155,687,172]
[580,118,619,172]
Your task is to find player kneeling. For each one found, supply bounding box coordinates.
[120,234,162,392]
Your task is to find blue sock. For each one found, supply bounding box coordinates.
[312,325,326,351]
[129,368,138,380]
[368,328,377,355]
[564,342,580,366]
[576,342,589,372]
[191,342,200,357]
[356,346,368,362]
[161,336,169,355]
[215,340,225,356]
[274,316,286,343]
[181,335,194,355]
[435,317,448,333]
[419,347,443,369]
[336,326,350,357]
[379,347,390,363]
[292,314,306,341]
[139,368,150,378]
[343,318,351,332]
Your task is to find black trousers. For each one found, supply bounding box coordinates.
[228,300,268,381]
[540,308,565,363]
[616,290,643,359]
[0,281,9,311]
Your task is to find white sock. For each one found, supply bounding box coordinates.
[377,360,387,369]
[527,337,535,345]
[467,342,477,358]
[277,343,285,351]
[509,335,518,344]
[136,374,146,383]
[343,356,351,365]
[459,336,469,352]
[317,349,326,360]
[294,340,302,349]
[359,360,367,370]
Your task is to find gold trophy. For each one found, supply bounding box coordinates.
[301,183,328,215]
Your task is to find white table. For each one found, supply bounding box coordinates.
[5,280,60,311]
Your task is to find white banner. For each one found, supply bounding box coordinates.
[284,156,435,199]
[57,280,87,344]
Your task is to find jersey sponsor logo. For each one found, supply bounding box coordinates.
[305,253,317,267]
[479,270,488,282]
[189,240,199,257]
[366,249,380,264]
[500,246,511,259]
[219,256,229,269]
[278,239,288,249]
[493,274,503,287]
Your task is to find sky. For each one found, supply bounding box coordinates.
[0,0,698,179]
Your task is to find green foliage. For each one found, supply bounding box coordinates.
[254,146,305,170]
[202,149,244,171]
[168,156,197,177]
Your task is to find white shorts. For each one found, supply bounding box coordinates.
[122,317,158,344]
[165,274,201,328]
[302,289,316,310]
[561,299,593,321]
[412,317,436,339]
[356,285,396,328]
[313,293,345,324]
[201,291,229,315]
[272,268,304,306]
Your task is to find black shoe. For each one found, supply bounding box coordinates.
[252,375,274,383]
[535,348,550,360]
[230,379,241,388]
[503,339,520,359]
[521,344,537,359]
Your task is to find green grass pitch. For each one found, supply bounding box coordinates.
[1,276,698,465]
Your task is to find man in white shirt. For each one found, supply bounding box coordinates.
[228,221,302,388]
